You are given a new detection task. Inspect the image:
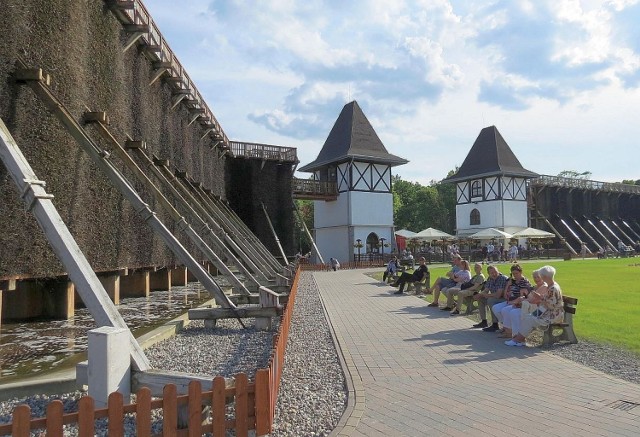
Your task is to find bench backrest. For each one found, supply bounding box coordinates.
[562,295,578,315]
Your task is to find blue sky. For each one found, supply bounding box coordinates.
[144,0,640,184]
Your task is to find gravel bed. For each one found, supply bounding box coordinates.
[145,318,278,379]
[270,273,347,436]
[546,340,640,385]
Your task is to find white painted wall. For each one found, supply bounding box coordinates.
[456,199,528,234]
[350,191,393,225]
[315,227,350,263]
[314,194,350,228]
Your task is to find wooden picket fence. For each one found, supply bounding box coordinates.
[0,267,302,437]
[299,259,385,271]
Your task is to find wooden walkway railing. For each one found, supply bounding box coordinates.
[0,267,302,436]
[105,0,228,146]
[229,141,298,163]
[292,178,338,201]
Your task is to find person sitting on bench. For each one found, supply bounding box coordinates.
[429,259,471,307]
[383,256,399,283]
[392,257,428,294]
[472,265,508,330]
[505,265,564,347]
[427,254,462,295]
[444,262,485,315]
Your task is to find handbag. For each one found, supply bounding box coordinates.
[460,280,474,290]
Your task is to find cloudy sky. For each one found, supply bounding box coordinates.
[145,0,640,184]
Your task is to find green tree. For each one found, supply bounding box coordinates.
[392,173,456,233]
[558,170,592,179]
[621,179,640,185]
[293,199,314,253]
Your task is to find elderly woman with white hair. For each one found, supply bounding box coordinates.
[505,265,564,347]
[502,268,546,339]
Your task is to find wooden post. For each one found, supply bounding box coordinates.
[149,268,171,291]
[170,266,187,286]
[0,289,2,331]
[99,274,120,305]
[52,280,75,319]
[120,271,150,298]
[186,267,198,283]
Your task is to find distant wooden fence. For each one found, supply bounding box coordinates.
[0,267,302,437]
[300,260,385,271]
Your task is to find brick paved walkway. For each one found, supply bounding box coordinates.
[313,269,640,437]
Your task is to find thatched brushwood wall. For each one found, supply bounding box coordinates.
[0,0,293,278]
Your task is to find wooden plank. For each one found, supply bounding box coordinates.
[11,404,30,436]
[254,369,271,435]
[188,306,280,320]
[163,384,178,437]
[211,376,226,437]
[563,296,578,305]
[136,388,152,437]
[235,374,249,437]
[124,140,147,150]
[83,111,109,124]
[107,392,124,437]
[123,23,149,33]
[78,396,95,436]
[46,400,64,437]
[188,381,202,437]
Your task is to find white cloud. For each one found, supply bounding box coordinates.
[143,0,640,183]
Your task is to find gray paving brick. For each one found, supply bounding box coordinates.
[313,270,640,436]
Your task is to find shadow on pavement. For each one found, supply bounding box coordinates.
[406,327,541,363]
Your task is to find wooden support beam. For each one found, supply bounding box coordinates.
[148,67,168,86]
[152,156,170,167]
[122,32,144,53]
[170,94,186,109]
[172,89,192,96]
[150,268,171,291]
[120,271,150,298]
[0,279,17,291]
[200,128,214,140]
[14,68,51,85]
[187,112,201,126]
[170,266,187,286]
[84,111,110,125]
[164,77,183,84]
[123,24,149,33]
[188,306,281,320]
[153,61,173,70]
[106,0,135,10]
[124,140,146,150]
[98,274,120,305]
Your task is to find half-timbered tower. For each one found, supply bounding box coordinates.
[445,126,538,237]
[299,101,407,262]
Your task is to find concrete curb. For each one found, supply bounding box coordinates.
[312,272,365,437]
[0,298,216,401]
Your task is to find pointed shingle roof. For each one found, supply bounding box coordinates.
[444,126,538,182]
[299,101,407,172]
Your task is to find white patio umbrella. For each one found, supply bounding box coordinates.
[468,228,513,239]
[511,227,555,239]
[394,229,417,238]
[414,227,454,240]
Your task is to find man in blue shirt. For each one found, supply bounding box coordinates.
[472,265,508,330]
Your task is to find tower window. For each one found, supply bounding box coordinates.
[470,209,481,225]
[471,180,482,197]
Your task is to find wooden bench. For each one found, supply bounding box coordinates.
[542,295,578,346]
[408,272,431,294]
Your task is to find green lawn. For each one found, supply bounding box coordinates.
[373,258,640,354]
